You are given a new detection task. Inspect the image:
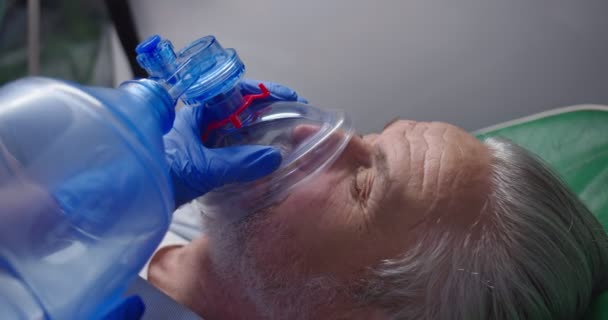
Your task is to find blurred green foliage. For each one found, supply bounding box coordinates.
[0,0,111,85]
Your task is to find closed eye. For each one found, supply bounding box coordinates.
[351,167,371,206]
[351,142,391,208]
[367,145,392,208]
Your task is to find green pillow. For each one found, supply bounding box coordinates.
[475,105,608,319]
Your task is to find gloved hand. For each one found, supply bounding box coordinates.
[166,79,307,208]
[100,295,145,320]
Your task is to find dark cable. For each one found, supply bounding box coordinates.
[103,0,147,78]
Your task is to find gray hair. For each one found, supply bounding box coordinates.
[358,137,608,319]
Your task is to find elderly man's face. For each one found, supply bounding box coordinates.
[149,120,492,318]
[231,120,492,281]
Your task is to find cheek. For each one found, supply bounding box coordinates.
[277,173,348,234]
[259,173,378,277]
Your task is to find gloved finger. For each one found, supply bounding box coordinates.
[172,105,207,136]
[202,145,282,188]
[100,295,145,320]
[240,79,308,103]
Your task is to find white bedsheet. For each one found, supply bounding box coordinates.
[139,201,205,278]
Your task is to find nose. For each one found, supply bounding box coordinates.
[335,133,373,168]
[363,133,380,145]
[291,124,320,145]
[291,124,373,172]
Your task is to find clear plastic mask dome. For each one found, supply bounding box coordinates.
[137,35,354,220]
[202,100,353,220]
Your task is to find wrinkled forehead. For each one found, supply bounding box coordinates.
[378,120,492,218]
[380,120,479,147]
[379,120,488,172]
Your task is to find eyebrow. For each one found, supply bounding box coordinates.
[383,117,401,130]
[374,145,391,187]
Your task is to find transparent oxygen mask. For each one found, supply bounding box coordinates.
[137,35,354,220]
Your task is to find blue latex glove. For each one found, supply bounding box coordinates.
[167,79,307,208]
[100,296,145,320]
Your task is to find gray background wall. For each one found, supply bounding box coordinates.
[113,0,608,133]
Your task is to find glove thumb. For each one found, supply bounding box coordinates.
[171,145,282,208]
[204,145,282,188]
